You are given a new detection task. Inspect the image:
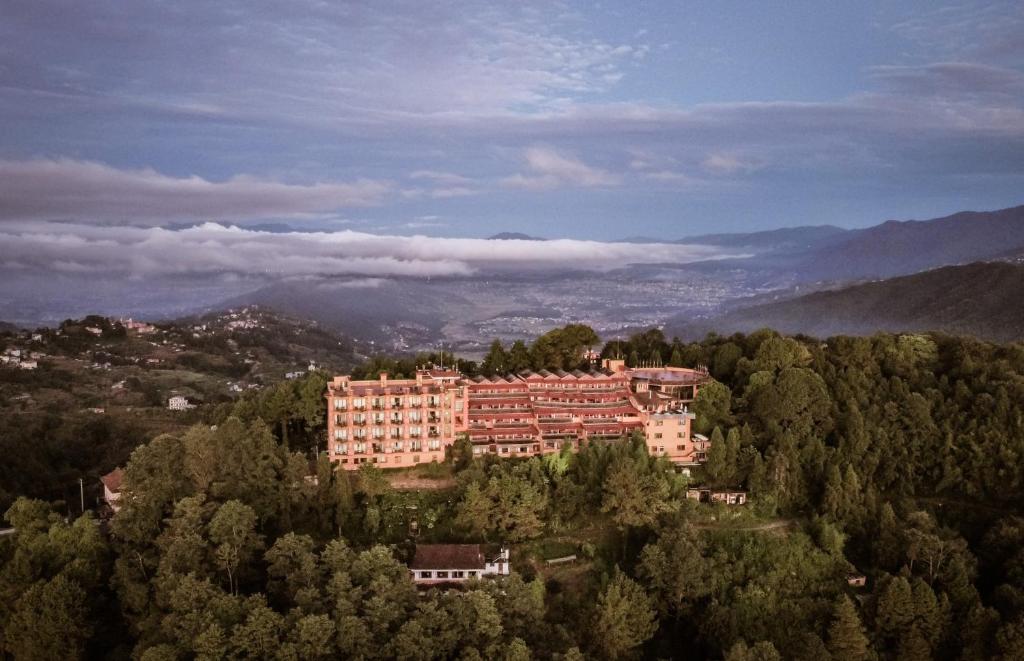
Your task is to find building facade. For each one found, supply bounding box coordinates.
[409,544,510,584]
[326,370,468,468]
[327,364,712,470]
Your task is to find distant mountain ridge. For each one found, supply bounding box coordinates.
[794,205,1024,282]
[672,261,1024,342]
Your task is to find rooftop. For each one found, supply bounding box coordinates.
[410,544,487,570]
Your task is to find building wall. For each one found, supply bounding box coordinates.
[327,368,713,470]
[643,412,701,464]
[326,371,468,470]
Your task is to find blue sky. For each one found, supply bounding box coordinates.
[1,0,1023,241]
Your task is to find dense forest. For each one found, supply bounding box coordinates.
[3,327,1024,659]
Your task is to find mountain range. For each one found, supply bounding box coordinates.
[672,261,1024,343]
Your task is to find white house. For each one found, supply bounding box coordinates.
[18,360,38,370]
[168,395,194,411]
[409,544,511,584]
[101,468,124,513]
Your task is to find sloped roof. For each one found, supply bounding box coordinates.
[410,544,485,570]
[101,468,124,493]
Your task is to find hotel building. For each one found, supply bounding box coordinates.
[326,361,712,469]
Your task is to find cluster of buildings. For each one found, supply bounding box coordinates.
[325,359,712,470]
[1,347,41,370]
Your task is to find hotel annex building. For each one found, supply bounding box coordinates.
[326,359,712,470]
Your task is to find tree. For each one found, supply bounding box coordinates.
[826,595,870,661]
[693,381,732,434]
[601,459,676,531]
[876,576,915,646]
[724,641,782,661]
[482,339,508,376]
[5,574,89,661]
[264,533,321,610]
[590,571,657,659]
[705,427,728,484]
[669,345,685,368]
[456,482,494,539]
[507,341,532,373]
[208,500,262,595]
[489,474,547,542]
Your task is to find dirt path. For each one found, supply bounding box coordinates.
[692,519,795,532]
[385,475,457,491]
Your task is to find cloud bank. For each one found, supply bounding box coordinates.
[0,159,391,224]
[0,222,738,279]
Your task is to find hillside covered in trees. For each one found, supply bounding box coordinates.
[673,261,1024,343]
[3,329,1024,659]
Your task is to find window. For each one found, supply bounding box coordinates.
[654,433,663,439]
[428,439,441,450]
[468,571,477,577]
[420,571,432,579]
[334,429,348,440]
[453,570,465,578]
[334,443,347,454]
[437,571,449,579]
[334,398,347,410]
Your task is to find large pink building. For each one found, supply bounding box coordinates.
[326,369,468,468]
[326,361,712,470]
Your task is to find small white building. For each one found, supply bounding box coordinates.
[85,326,103,336]
[168,395,194,411]
[18,360,37,370]
[101,468,124,513]
[409,544,510,584]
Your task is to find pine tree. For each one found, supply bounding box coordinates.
[590,571,657,659]
[705,427,728,485]
[876,576,915,646]
[826,595,870,661]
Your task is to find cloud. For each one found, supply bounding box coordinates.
[869,62,1024,98]
[0,159,392,224]
[501,146,620,190]
[0,222,740,280]
[702,152,763,175]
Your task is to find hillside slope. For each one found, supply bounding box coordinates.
[673,262,1024,342]
[796,205,1024,282]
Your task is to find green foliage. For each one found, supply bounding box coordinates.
[6,328,1024,658]
[826,595,870,661]
[590,571,657,659]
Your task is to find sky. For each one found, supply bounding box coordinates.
[0,0,1023,277]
